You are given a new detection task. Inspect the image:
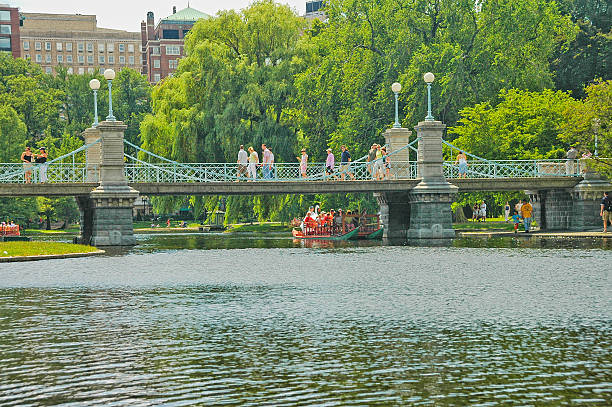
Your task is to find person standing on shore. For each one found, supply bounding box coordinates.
[504,201,511,222]
[520,199,533,233]
[35,147,48,183]
[480,201,487,222]
[20,147,34,184]
[601,191,611,233]
[511,210,521,233]
[247,147,258,181]
[236,145,248,181]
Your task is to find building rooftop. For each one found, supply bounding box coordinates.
[161,6,209,23]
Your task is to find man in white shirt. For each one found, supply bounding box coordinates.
[237,145,248,181]
[480,201,487,221]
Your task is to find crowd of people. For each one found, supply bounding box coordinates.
[296,205,365,234]
[20,147,48,184]
[234,143,392,181]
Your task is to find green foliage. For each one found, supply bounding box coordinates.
[450,89,578,159]
[0,105,27,162]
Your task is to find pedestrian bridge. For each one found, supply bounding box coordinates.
[0,119,607,245]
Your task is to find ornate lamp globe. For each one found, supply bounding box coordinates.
[391,82,402,93]
[103,69,116,81]
[89,78,100,90]
[423,72,435,84]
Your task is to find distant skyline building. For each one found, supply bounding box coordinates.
[19,12,141,75]
[141,6,209,83]
[0,4,22,58]
[304,1,326,21]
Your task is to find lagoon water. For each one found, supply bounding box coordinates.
[0,233,611,405]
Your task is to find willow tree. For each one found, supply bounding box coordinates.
[139,0,308,219]
[294,0,576,158]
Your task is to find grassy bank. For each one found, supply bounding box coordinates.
[0,242,99,257]
[226,223,292,233]
[453,221,515,231]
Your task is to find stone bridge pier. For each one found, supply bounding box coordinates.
[77,121,138,246]
[527,171,611,231]
[377,121,457,239]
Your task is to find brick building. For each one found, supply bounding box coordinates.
[19,12,141,75]
[141,6,209,83]
[0,4,22,58]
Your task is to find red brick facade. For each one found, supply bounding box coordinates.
[0,5,21,58]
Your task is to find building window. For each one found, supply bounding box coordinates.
[152,46,160,55]
[153,59,160,68]
[169,59,179,69]
[87,55,93,64]
[78,42,84,52]
[99,55,105,64]
[45,67,52,74]
[66,55,73,63]
[98,43,104,53]
[45,42,51,51]
[78,67,84,74]
[45,54,51,63]
[129,55,134,65]
[119,55,125,64]
[108,55,114,64]
[67,67,73,74]
[57,55,63,63]
[23,41,29,50]
[0,37,8,51]
[35,41,41,51]
[24,54,30,59]
[99,68,104,74]
[78,55,84,64]
[107,43,114,52]
[0,11,10,21]
[88,67,94,74]
[183,29,190,37]
[163,29,179,39]
[166,45,180,55]
[36,54,42,62]
[128,44,134,53]
[56,42,62,51]
[87,43,93,52]
[0,25,11,34]
[154,74,160,82]
[118,43,125,52]
[66,42,72,52]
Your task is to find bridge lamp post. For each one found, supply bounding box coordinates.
[103,69,116,121]
[89,79,100,127]
[592,117,600,157]
[391,82,402,128]
[424,72,435,121]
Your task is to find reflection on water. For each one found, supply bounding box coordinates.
[1,232,610,405]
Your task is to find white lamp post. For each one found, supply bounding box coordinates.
[391,82,402,128]
[424,72,435,121]
[592,117,600,157]
[103,69,116,121]
[89,78,100,127]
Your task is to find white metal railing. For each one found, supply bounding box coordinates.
[443,159,603,178]
[124,160,419,183]
[0,163,96,183]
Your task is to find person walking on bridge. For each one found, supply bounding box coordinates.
[35,147,48,183]
[340,145,355,181]
[261,144,272,179]
[325,148,335,178]
[237,145,248,181]
[520,199,533,233]
[20,147,34,184]
[298,149,308,178]
[247,147,258,181]
[566,145,578,175]
[455,151,468,178]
